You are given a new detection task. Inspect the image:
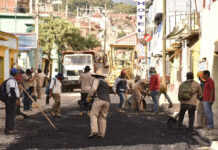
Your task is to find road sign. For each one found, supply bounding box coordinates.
[144,34,152,42]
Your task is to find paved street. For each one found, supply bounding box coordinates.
[0,92,210,150]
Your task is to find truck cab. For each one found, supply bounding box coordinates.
[62,51,95,92]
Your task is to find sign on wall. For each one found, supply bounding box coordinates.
[137,0,146,38]
[15,33,37,50]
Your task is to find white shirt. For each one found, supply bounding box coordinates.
[49,78,61,94]
[6,75,19,98]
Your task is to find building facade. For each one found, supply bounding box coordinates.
[0,31,19,84]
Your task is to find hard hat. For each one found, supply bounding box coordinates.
[197,71,206,82]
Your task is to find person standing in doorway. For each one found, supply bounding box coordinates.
[149,70,160,117]
[49,73,64,117]
[202,70,215,130]
[5,68,20,134]
[88,70,110,138]
[113,70,127,113]
[78,66,94,116]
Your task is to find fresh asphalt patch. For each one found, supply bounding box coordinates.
[6,104,209,150]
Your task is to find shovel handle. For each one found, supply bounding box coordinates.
[22,87,58,131]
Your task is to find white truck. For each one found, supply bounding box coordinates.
[62,51,96,92]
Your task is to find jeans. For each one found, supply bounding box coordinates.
[5,97,17,131]
[23,89,32,111]
[46,95,50,105]
[178,104,196,130]
[117,92,125,109]
[150,90,160,113]
[203,101,214,128]
[162,92,172,104]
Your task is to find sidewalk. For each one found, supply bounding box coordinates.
[160,91,218,150]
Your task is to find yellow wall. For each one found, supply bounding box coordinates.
[9,49,18,69]
[190,40,200,80]
[0,46,7,84]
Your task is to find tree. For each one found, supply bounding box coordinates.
[113,2,136,14]
[85,34,101,49]
[39,17,101,74]
[118,30,126,38]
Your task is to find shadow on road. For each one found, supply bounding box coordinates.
[7,104,207,150]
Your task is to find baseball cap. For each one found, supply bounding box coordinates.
[10,68,18,76]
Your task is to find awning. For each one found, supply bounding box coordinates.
[167,15,200,40]
[0,35,9,41]
[167,50,181,61]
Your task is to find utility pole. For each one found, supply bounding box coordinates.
[65,0,69,19]
[89,5,92,35]
[35,0,39,69]
[103,2,107,65]
[144,2,148,79]
[29,0,33,13]
[104,2,107,53]
[162,0,167,87]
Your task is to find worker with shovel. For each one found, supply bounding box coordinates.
[131,79,149,115]
[49,73,64,117]
[177,72,202,134]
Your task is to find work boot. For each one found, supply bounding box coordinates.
[87,111,90,116]
[176,123,185,130]
[16,115,24,120]
[79,112,84,116]
[118,109,125,113]
[5,130,15,135]
[50,111,56,117]
[56,113,62,117]
[97,133,105,138]
[88,133,98,139]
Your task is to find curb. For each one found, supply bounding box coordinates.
[160,104,216,149]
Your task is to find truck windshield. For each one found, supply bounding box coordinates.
[64,55,92,65]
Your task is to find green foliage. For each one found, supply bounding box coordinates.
[61,0,134,15]
[39,17,101,59]
[113,2,136,14]
[118,30,126,38]
[85,34,101,49]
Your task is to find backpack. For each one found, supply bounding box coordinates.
[45,78,56,95]
[116,78,127,92]
[0,78,12,103]
[178,81,193,101]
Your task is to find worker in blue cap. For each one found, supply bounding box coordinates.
[4,68,20,134]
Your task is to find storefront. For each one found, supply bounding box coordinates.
[0,31,18,84]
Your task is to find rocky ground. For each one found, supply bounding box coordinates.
[0,92,211,150]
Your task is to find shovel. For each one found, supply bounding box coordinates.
[167,112,180,129]
[21,86,58,131]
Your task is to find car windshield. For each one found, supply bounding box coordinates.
[64,55,92,65]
